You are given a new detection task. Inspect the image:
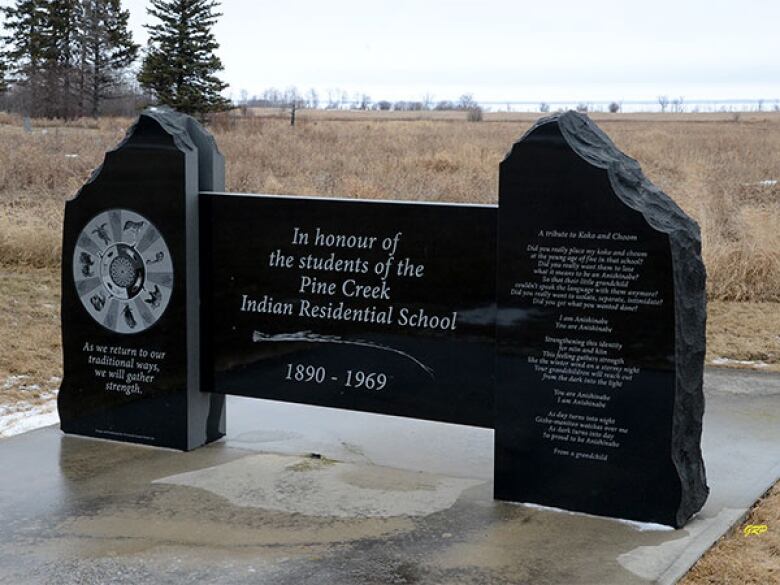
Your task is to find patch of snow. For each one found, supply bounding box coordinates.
[0,394,59,438]
[513,501,675,531]
[711,357,770,369]
[2,375,29,389]
[743,180,778,187]
[1,376,60,438]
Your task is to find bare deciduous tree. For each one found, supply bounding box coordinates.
[457,93,477,110]
[325,88,341,109]
[305,88,318,109]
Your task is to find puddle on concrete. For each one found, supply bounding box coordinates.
[428,502,683,585]
[153,453,484,518]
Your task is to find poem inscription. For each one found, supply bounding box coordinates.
[512,227,665,463]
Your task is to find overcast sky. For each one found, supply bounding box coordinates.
[12,0,780,103]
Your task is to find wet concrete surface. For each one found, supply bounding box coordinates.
[0,368,778,585]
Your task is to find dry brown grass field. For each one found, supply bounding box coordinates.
[0,110,778,583]
[2,110,779,300]
[1,109,778,385]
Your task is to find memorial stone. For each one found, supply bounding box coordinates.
[58,109,709,527]
[200,194,497,428]
[494,111,708,527]
[59,109,226,450]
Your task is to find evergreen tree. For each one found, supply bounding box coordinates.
[0,58,7,97]
[138,0,231,115]
[1,0,138,117]
[0,11,6,95]
[0,43,7,96]
[1,0,49,114]
[78,0,138,116]
[46,0,81,118]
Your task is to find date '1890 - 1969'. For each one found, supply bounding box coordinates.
[284,362,388,390]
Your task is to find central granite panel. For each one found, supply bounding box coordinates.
[200,193,498,428]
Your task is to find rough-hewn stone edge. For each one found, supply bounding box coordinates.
[504,112,709,527]
[64,107,200,204]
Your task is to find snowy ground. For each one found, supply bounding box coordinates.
[711,357,771,369]
[0,376,59,439]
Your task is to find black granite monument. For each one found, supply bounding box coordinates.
[495,112,708,527]
[200,194,497,427]
[59,109,226,450]
[58,109,708,527]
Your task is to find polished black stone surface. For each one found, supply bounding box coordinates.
[59,110,225,451]
[200,194,497,428]
[495,112,708,527]
[58,109,708,527]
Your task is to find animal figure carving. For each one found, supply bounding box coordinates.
[123,220,145,235]
[92,223,111,246]
[80,252,95,277]
[123,305,137,329]
[90,293,106,311]
[144,285,162,309]
[146,251,165,265]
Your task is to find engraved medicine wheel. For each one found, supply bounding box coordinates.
[73,209,173,334]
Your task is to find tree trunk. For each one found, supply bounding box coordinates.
[91,39,100,118]
[78,41,86,117]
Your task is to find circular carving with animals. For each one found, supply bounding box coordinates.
[73,209,173,334]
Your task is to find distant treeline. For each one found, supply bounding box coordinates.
[241,88,483,113]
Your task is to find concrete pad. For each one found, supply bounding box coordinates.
[0,368,778,585]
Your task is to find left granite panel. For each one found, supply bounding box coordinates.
[58,109,226,451]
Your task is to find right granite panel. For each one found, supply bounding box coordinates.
[495,111,708,528]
